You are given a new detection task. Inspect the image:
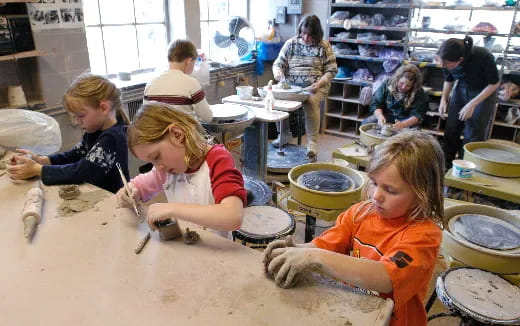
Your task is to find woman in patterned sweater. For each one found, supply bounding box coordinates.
[272,15,337,159]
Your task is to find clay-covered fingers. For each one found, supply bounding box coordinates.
[274,261,299,289]
[115,182,139,208]
[15,149,38,161]
[267,250,298,289]
[262,235,295,271]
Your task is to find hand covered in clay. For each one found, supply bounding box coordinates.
[263,235,296,272]
[115,182,140,208]
[377,116,387,126]
[458,101,477,121]
[267,247,321,288]
[392,120,405,130]
[306,82,321,93]
[146,203,175,230]
[15,149,40,163]
[6,155,41,180]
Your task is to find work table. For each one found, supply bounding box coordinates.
[0,176,393,325]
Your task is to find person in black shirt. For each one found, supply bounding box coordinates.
[7,74,130,193]
[438,36,500,168]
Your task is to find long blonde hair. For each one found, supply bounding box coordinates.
[388,64,423,110]
[127,102,212,169]
[356,130,445,227]
[63,74,130,125]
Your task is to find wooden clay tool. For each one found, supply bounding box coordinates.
[115,162,143,222]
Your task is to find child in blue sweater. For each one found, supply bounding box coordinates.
[7,74,130,193]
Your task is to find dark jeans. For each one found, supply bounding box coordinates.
[444,85,496,166]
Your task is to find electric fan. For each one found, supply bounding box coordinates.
[212,16,256,62]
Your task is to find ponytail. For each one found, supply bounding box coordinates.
[438,36,473,62]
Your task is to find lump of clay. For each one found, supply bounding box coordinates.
[59,184,81,200]
[0,146,5,159]
[184,228,200,245]
[277,81,291,90]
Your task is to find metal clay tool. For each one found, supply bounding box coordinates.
[116,162,143,222]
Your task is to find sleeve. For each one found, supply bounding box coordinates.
[206,146,247,206]
[481,52,499,85]
[442,68,454,82]
[48,139,87,165]
[190,80,213,123]
[312,205,357,254]
[272,39,291,80]
[380,223,441,309]
[321,41,338,82]
[41,134,118,187]
[369,82,387,114]
[409,89,429,122]
[131,166,168,202]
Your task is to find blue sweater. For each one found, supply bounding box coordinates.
[41,119,129,193]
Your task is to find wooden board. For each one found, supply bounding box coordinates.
[0,177,393,325]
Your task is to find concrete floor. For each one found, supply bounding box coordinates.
[280,133,460,326]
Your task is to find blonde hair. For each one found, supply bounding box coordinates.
[63,74,130,125]
[127,102,212,169]
[356,130,445,227]
[167,39,197,63]
[388,64,423,109]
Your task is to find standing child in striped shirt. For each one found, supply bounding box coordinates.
[144,39,213,123]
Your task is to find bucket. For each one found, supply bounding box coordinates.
[452,159,476,178]
[236,85,253,100]
[7,85,28,107]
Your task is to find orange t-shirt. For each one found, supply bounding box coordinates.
[312,202,441,326]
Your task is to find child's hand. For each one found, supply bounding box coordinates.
[146,203,174,230]
[15,149,40,162]
[262,235,295,272]
[6,155,42,179]
[115,182,140,208]
[267,247,321,288]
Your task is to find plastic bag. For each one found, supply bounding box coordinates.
[0,109,62,155]
[192,51,210,86]
[329,11,350,24]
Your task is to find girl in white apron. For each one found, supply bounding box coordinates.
[115,102,247,238]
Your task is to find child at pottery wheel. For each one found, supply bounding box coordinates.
[263,130,445,326]
[144,39,213,123]
[362,64,429,131]
[115,102,246,236]
[7,74,130,193]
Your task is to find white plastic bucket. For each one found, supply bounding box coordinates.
[236,85,253,100]
[452,159,477,178]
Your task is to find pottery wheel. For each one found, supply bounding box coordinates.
[365,126,396,138]
[296,170,353,192]
[451,214,520,250]
[472,148,520,164]
[243,176,272,206]
[210,104,248,122]
[266,85,303,94]
[240,206,292,236]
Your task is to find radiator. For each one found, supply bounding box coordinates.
[121,86,145,121]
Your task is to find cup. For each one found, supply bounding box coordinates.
[236,85,253,100]
[7,85,28,107]
[452,159,477,178]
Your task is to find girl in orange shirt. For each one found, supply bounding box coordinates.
[263,130,445,326]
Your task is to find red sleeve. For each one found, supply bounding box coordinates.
[311,202,363,254]
[205,145,247,206]
[380,222,441,309]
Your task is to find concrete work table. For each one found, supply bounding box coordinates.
[0,177,393,325]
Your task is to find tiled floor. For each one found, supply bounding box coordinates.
[278,133,460,325]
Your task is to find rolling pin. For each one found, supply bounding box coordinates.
[22,183,44,241]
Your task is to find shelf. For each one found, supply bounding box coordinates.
[503,70,520,76]
[404,60,441,68]
[329,37,405,46]
[410,5,516,11]
[494,121,520,129]
[328,95,361,104]
[332,79,373,87]
[421,129,444,136]
[329,24,409,32]
[335,54,387,62]
[410,28,510,37]
[332,2,410,9]
[0,0,39,2]
[0,50,48,62]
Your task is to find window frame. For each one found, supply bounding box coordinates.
[84,0,170,75]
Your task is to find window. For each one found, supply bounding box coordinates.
[199,0,248,61]
[83,0,168,75]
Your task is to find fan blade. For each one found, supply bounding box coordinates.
[229,17,249,35]
[235,37,251,58]
[214,31,232,48]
